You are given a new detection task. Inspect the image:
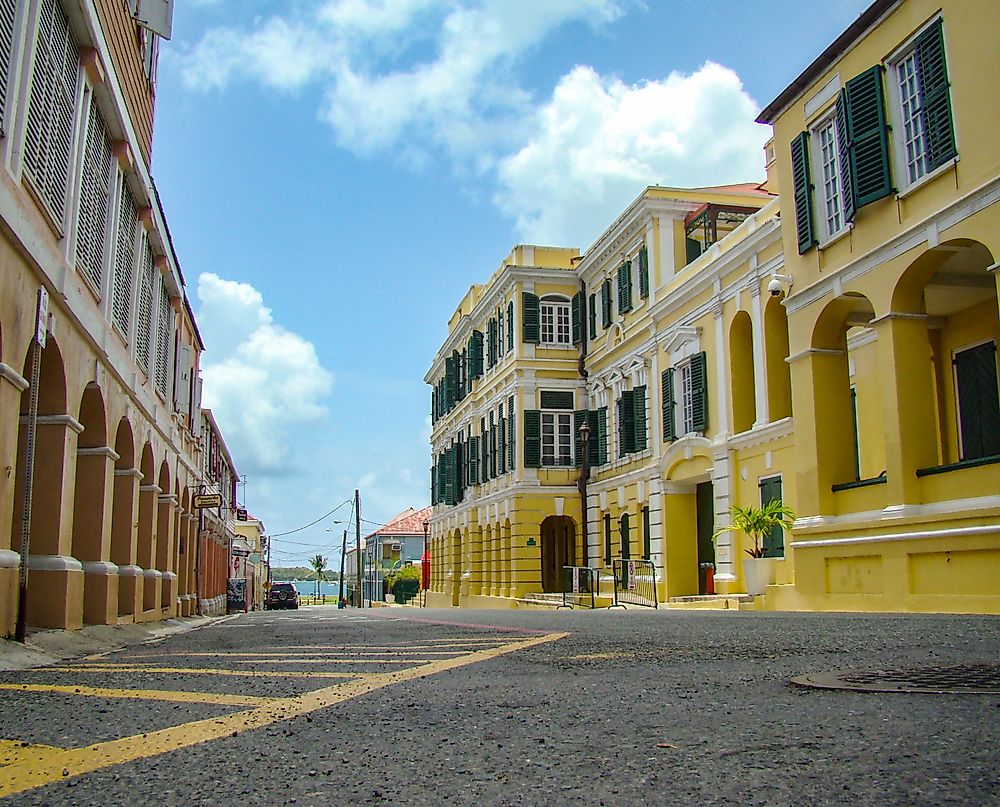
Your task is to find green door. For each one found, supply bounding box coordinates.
[696,482,715,594]
[955,342,1000,460]
[759,476,785,558]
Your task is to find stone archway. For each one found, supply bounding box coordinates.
[111,418,140,618]
[137,443,157,615]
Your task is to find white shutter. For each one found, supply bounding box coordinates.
[0,0,16,132]
[135,236,154,372]
[192,377,203,438]
[175,344,191,415]
[112,179,138,339]
[75,96,113,295]
[23,0,80,225]
[154,275,171,395]
[129,0,173,40]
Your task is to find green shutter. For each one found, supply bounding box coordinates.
[587,409,599,466]
[444,357,456,410]
[490,421,497,478]
[642,506,651,559]
[844,65,893,209]
[617,262,632,314]
[835,92,857,224]
[598,407,608,465]
[662,368,676,442]
[620,513,631,560]
[481,418,489,481]
[638,245,649,299]
[431,388,436,423]
[915,19,957,171]
[456,439,465,500]
[430,463,437,505]
[601,279,612,327]
[469,330,484,378]
[690,351,709,433]
[759,477,785,558]
[685,237,702,265]
[955,342,1000,460]
[633,385,647,451]
[574,410,587,467]
[571,291,582,345]
[468,436,479,484]
[508,395,516,469]
[523,410,541,468]
[507,301,514,351]
[498,414,506,474]
[790,131,816,253]
[604,513,612,564]
[588,293,597,338]
[522,292,540,343]
[619,391,636,456]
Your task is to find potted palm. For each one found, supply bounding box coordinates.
[713,500,795,596]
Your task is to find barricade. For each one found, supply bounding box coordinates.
[610,558,658,609]
[558,566,597,609]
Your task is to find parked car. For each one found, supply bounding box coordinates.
[265,582,299,610]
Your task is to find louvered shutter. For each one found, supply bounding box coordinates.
[597,407,608,465]
[507,302,514,351]
[456,438,465,500]
[638,246,649,299]
[586,410,599,466]
[835,92,857,224]
[444,448,456,506]
[24,0,80,226]
[508,395,516,469]
[790,131,816,253]
[498,412,506,474]
[154,275,171,395]
[522,292,540,343]
[618,391,636,456]
[588,293,597,338]
[955,342,1000,460]
[431,463,437,506]
[468,436,479,485]
[480,417,488,481]
[844,65,893,208]
[488,318,497,367]
[690,351,709,433]
[175,344,191,415]
[571,292,582,345]
[617,262,632,314]
[490,419,497,478]
[759,477,785,558]
[135,237,155,373]
[112,180,138,339]
[76,97,114,294]
[444,356,456,410]
[601,279,612,327]
[573,410,587,467]
[523,410,541,468]
[914,19,956,171]
[0,0,15,132]
[642,507,651,559]
[469,330,484,378]
[662,368,676,442]
[633,385,647,451]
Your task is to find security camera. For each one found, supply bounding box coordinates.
[767,274,793,298]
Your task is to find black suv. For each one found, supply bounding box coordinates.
[265,582,299,610]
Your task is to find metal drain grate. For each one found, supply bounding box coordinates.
[791,663,1000,694]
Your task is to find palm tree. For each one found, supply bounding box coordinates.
[713,500,796,558]
[309,554,327,599]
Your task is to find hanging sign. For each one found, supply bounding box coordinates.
[193,493,222,508]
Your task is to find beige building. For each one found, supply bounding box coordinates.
[0,1,236,635]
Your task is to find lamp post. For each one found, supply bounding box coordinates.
[577,420,591,568]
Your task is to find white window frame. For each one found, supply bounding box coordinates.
[497,305,504,356]
[679,360,695,436]
[540,295,572,346]
[809,111,848,243]
[541,411,573,467]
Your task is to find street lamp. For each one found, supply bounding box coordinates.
[577,419,591,568]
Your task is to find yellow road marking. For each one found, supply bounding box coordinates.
[0,740,63,769]
[54,665,357,679]
[133,650,486,658]
[0,683,278,707]
[0,632,567,797]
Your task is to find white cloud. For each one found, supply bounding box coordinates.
[495,63,771,247]
[196,273,333,475]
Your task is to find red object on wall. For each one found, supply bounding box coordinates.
[420,551,430,591]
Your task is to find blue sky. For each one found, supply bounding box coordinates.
[150,0,871,567]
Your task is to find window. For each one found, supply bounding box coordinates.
[616,386,647,457]
[497,306,504,357]
[813,115,845,239]
[540,296,571,345]
[154,275,171,395]
[525,393,575,468]
[541,412,573,466]
[601,279,612,328]
[617,262,633,314]
[76,96,114,295]
[0,0,15,132]
[887,19,957,188]
[135,237,155,373]
[24,0,80,226]
[112,179,139,340]
[662,352,708,441]
[588,293,597,338]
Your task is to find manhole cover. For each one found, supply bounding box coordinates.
[791,663,1000,694]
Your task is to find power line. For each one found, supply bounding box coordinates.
[267,499,353,537]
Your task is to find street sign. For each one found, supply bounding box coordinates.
[193,493,222,509]
[36,287,48,348]
[232,548,250,557]
[236,508,248,520]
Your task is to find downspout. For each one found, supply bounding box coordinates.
[577,276,590,568]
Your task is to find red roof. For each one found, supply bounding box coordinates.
[688,182,772,197]
[366,506,432,540]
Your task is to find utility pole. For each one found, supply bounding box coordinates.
[338,529,347,605]
[355,488,363,607]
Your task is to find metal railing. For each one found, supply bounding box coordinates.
[610,558,658,609]
[559,566,597,609]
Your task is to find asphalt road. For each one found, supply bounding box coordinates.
[1,606,999,806]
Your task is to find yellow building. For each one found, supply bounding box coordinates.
[0,1,234,634]
[757,0,1000,612]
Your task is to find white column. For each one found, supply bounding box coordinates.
[750,282,769,427]
[712,301,730,438]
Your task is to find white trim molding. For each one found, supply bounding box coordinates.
[0,363,29,392]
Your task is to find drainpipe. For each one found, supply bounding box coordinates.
[577,277,590,568]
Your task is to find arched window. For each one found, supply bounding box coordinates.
[540,295,571,345]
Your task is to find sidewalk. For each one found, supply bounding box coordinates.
[0,614,232,672]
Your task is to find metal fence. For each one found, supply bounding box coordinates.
[559,566,597,609]
[610,558,658,609]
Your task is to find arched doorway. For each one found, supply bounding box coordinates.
[540,515,575,593]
